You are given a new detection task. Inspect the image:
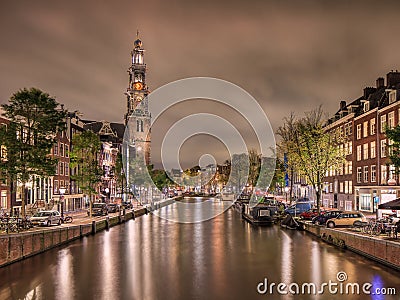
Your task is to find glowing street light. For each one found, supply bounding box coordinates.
[59,187,66,218]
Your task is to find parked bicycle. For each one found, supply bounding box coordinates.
[61,214,73,223]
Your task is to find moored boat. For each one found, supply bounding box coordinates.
[242,203,277,225]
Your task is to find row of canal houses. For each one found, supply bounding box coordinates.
[0,108,125,215]
[324,70,400,215]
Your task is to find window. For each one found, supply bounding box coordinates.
[371,165,376,182]
[356,124,361,139]
[380,115,387,133]
[363,143,368,160]
[348,181,352,194]
[389,164,396,180]
[344,161,348,175]
[339,182,344,193]
[363,121,368,137]
[381,139,386,158]
[388,111,395,129]
[54,143,58,155]
[65,163,69,176]
[360,194,371,211]
[370,118,376,135]
[344,181,348,194]
[348,161,352,174]
[364,101,370,112]
[54,180,59,194]
[0,145,6,160]
[60,162,64,175]
[389,90,397,104]
[357,145,362,161]
[344,143,348,155]
[348,142,352,154]
[370,141,376,158]
[344,122,352,136]
[388,139,393,156]
[65,145,69,158]
[60,143,64,157]
[136,120,144,132]
[381,165,387,184]
[357,167,362,183]
[363,166,368,182]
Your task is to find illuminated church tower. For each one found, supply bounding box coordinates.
[124,33,151,165]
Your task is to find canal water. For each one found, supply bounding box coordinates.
[1,199,399,300]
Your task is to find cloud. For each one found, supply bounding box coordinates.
[1,0,400,167]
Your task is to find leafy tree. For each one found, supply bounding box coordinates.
[277,107,345,213]
[114,152,127,200]
[151,169,174,191]
[386,125,400,170]
[0,88,66,216]
[276,113,297,203]
[70,130,103,217]
[248,148,261,188]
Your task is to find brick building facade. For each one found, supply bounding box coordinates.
[324,71,400,215]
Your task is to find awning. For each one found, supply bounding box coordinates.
[378,198,400,210]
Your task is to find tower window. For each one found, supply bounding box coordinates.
[136,120,144,132]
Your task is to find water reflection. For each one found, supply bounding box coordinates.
[55,248,74,300]
[0,200,400,300]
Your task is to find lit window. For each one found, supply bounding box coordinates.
[371,165,376,182]
[388,111,395,129]
[380,115,387,133]
[370,141,376,158]
[363,121,368,137]
[363,143,368,160]
[370,118,376,135]
[357,124,362,139]
[357,145,362,161]
[363,166,368,183]
[381,139,386,157]
[357,167,362,183]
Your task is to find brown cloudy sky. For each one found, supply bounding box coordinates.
[1,0,400,167]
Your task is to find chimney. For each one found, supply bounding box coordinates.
[376,77,384,88]
[340,100,346,110]
[386,70,400,87]
[363,87,376,99]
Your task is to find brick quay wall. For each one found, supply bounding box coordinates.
[300,221,400,271]
[0,197,176,268]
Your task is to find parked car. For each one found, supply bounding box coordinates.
[299,208,325,220]
[30,210,62,226]
[107,203,121,213]
[326,211,367,228]
[284,202,312,216]
[312,210,342,225]
[88,203,108,216]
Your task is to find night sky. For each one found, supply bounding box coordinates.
[1,0,400,167]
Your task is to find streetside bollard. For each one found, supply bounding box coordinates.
[91,220,96,234]
[106,216,110,230]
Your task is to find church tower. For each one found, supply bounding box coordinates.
[125,33,151,165]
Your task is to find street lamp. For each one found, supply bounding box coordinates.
[105,187,110,203]
[59,187,66,218]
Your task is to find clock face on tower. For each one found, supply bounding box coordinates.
[135,95,143,103]
[134,82,143,90]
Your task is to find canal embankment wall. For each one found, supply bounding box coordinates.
[0,198,177,268]
[301,221,400,271]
